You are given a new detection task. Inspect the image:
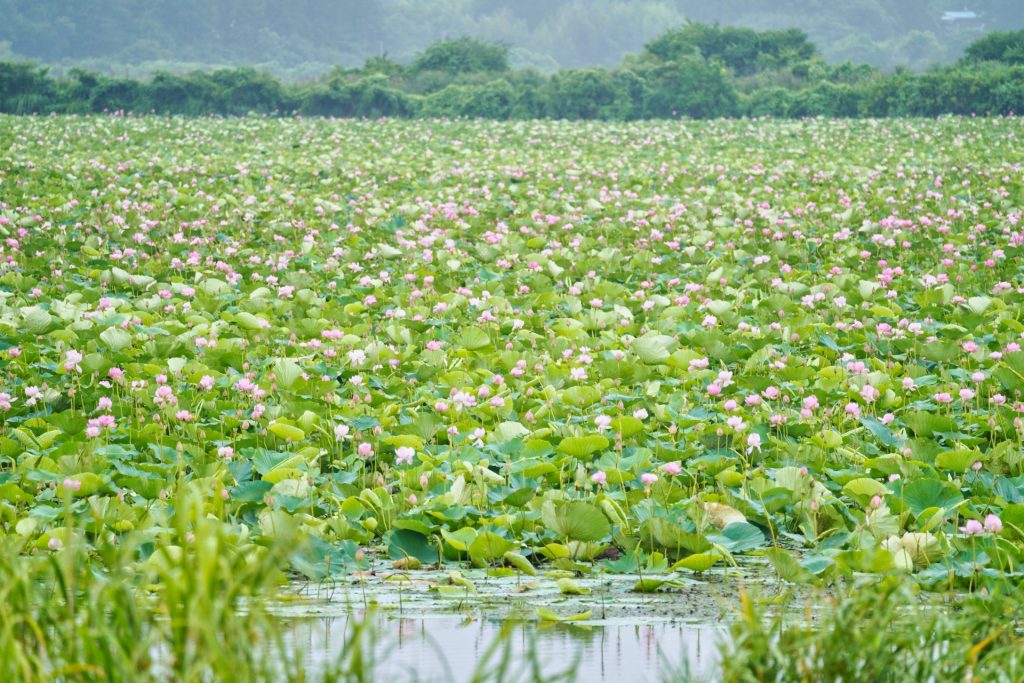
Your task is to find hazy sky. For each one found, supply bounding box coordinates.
[1,0,1021,76]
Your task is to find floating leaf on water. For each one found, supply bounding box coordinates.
[536,608,591,622]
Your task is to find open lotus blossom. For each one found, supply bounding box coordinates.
[960,519,984,535]
[395,446,415,465]
[64,350,83,373]
[984,514,1003,533]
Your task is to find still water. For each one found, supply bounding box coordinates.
[289,613,725,682]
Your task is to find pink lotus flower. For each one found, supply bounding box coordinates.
[357,442,374,458]
[64,350,83,373]
[984,514,1003,533]
[395,446,415,465]
[746,433,762,454]
[960,519,984,535]
[662,461,682,476]
[591,470,607,485]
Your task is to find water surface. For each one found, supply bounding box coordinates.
[290,613,725,682]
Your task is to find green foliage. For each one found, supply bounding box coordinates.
[645,21,817,76]
[964,29,1024,66]
[411,37,510,76]
[717,581,1024,682]
[3,24,1022,119]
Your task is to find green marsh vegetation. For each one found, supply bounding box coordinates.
[1,115,1024,679]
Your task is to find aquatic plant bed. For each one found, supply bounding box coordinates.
[2,114,1024,679]
[287,559,774,622]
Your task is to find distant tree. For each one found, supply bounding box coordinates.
[543,68,618,119]
[964,30,1024,66]
[645,22,817,76]
[643,55,738,118]
[411,37,510,75]
[0,61,58,113]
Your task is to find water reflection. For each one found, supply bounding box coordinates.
[289,613,724,682]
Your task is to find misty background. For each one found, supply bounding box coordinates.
[2,0,1022,79]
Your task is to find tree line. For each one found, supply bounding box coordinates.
[2,24,1023,119]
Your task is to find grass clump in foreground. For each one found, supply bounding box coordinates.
[0,484,579,683]
[716,578,1024,683]
[0,485,301,682]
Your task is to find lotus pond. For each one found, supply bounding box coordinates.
[2,114,1024,680]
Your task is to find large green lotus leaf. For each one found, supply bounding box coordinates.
[273,358,303,389]
[490,421,530,442]
[902,411,957,438]
[934,449,977,472]
[561,385,601,407]
[902,479,964,518]
[634,334,677,364]
[842,478,888,502]
[556,434,609,458]
[441,527,477,552]
[291,538,360,580]
[765,547,811,583]
[459,327,490,350]
[388,529,438,563]
[541,500,610,542]
[610,416,644,437]
[100,326,132,351]
[645,517,711,555]
[268,421,305,442]
[709,522,765,553]
[20,306,54,334]
[468,531,515,562]
[503,551,537,575]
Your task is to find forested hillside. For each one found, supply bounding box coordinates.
[1,0,1021,77]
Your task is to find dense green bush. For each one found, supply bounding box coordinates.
[964,29,1024,66]
[411,37,510,76]
[2,25,1022,119]
[645,22,817,77]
